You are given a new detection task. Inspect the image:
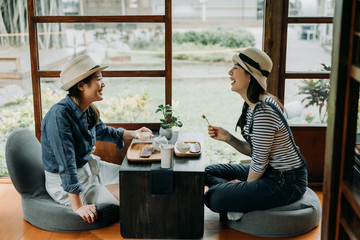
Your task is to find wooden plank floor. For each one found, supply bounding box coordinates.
[0,183,322,240]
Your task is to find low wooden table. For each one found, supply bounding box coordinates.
[119,132,205,239]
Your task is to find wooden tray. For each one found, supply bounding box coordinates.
[174,141,201,157]
[127,142,161,162]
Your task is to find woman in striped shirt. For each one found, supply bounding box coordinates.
[204,47,308,220]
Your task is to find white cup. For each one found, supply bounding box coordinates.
[160,144,174,168]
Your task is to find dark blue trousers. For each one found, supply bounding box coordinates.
[204,163,307,213]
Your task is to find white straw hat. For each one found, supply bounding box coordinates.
[232,47,273,90]
[60,54,108,91]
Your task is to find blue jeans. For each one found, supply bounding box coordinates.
[204,164,308,213]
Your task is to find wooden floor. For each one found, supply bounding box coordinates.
[0,183,323,240]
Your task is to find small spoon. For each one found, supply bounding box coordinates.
[202,114,211,125]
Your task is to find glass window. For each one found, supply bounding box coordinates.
[284,78,329,125]
[0,46,33,176]
[40,77,164,123]
[173,70,250,165]
[99,77,164,123]
[173,0,262,26]
[172,0,262,165]
[37,0,165,16]
[288,0,335,17]
[37,23,165,71]
[0,0,34,176]
[353,35,360,66]
[354,88,360,189]
[286,24,332,72]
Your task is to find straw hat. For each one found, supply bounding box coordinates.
[60,54,108,91]
[232,47,273,90]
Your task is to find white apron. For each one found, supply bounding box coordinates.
[45,159,120,206]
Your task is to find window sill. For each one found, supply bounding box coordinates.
[0,177,12,184]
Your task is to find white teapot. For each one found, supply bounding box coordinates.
[152,136,168,151]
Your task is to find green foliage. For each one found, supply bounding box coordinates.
[0,150,6,176]
[0,95,36,142]
[155,104,183,129]
[98,91,151,122]
[172,28,254,62]
[321,63,331,71]
[93,27,254,62]
[0,94,36,176]
[0,87,151,176]
[298,79,329,123]
[94,27,164,51]
[304,112,315,123]
[173,42,234,62]
[172,27,255,48]
[213,148,240,164]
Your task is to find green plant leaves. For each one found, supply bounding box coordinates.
[298,79,330,123]
[155,104,182,129]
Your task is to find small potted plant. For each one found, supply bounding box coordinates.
[155,104,183,139]
[298,78,329,124]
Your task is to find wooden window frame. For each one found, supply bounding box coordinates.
[27,0,172,140]
[263,0,333,186]
[264,0,332,100]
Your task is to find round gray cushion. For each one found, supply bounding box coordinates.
[5,128,119,232]
[221,187,321,237]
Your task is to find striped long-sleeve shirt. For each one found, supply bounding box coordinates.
[243,96,303,174]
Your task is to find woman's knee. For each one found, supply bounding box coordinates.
[205,164,225,179]
[204,188,218,212]
[205,164,218,174]
[204,186,229,213]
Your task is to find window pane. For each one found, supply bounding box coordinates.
[40,77,164,123]
[354,87,360,191]
[173,0,262,23]
[40,80,67,116]
[172,1,263,166]
[284,78,329,125]
[288,0,335,17]
[0,39,32,176]
[37,0,164,16]
[99,77,164,123]
[37,23,165,71]
[286,24,332,72]
[172,65,250,165]
[353,35,360,66]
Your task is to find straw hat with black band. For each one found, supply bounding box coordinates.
[232,47,273,91]
[60,54,108,91]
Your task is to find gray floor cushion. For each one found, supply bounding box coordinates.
[220,187,322,237]
[5,128,119,232]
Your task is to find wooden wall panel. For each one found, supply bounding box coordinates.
[93,123,160,165]
[291,126,326,185]
[94,139,131,165]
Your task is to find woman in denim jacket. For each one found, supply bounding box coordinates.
[205,47,307,220]
[41,54,152,224]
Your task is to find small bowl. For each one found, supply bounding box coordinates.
[136,132,151,141]
[176,142,191,153]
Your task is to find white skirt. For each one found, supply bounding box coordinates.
[45,160,121,206]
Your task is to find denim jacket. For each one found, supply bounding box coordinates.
[41,95,125,194]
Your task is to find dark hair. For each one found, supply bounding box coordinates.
[68,66,101,125]
[235,64,283,133]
